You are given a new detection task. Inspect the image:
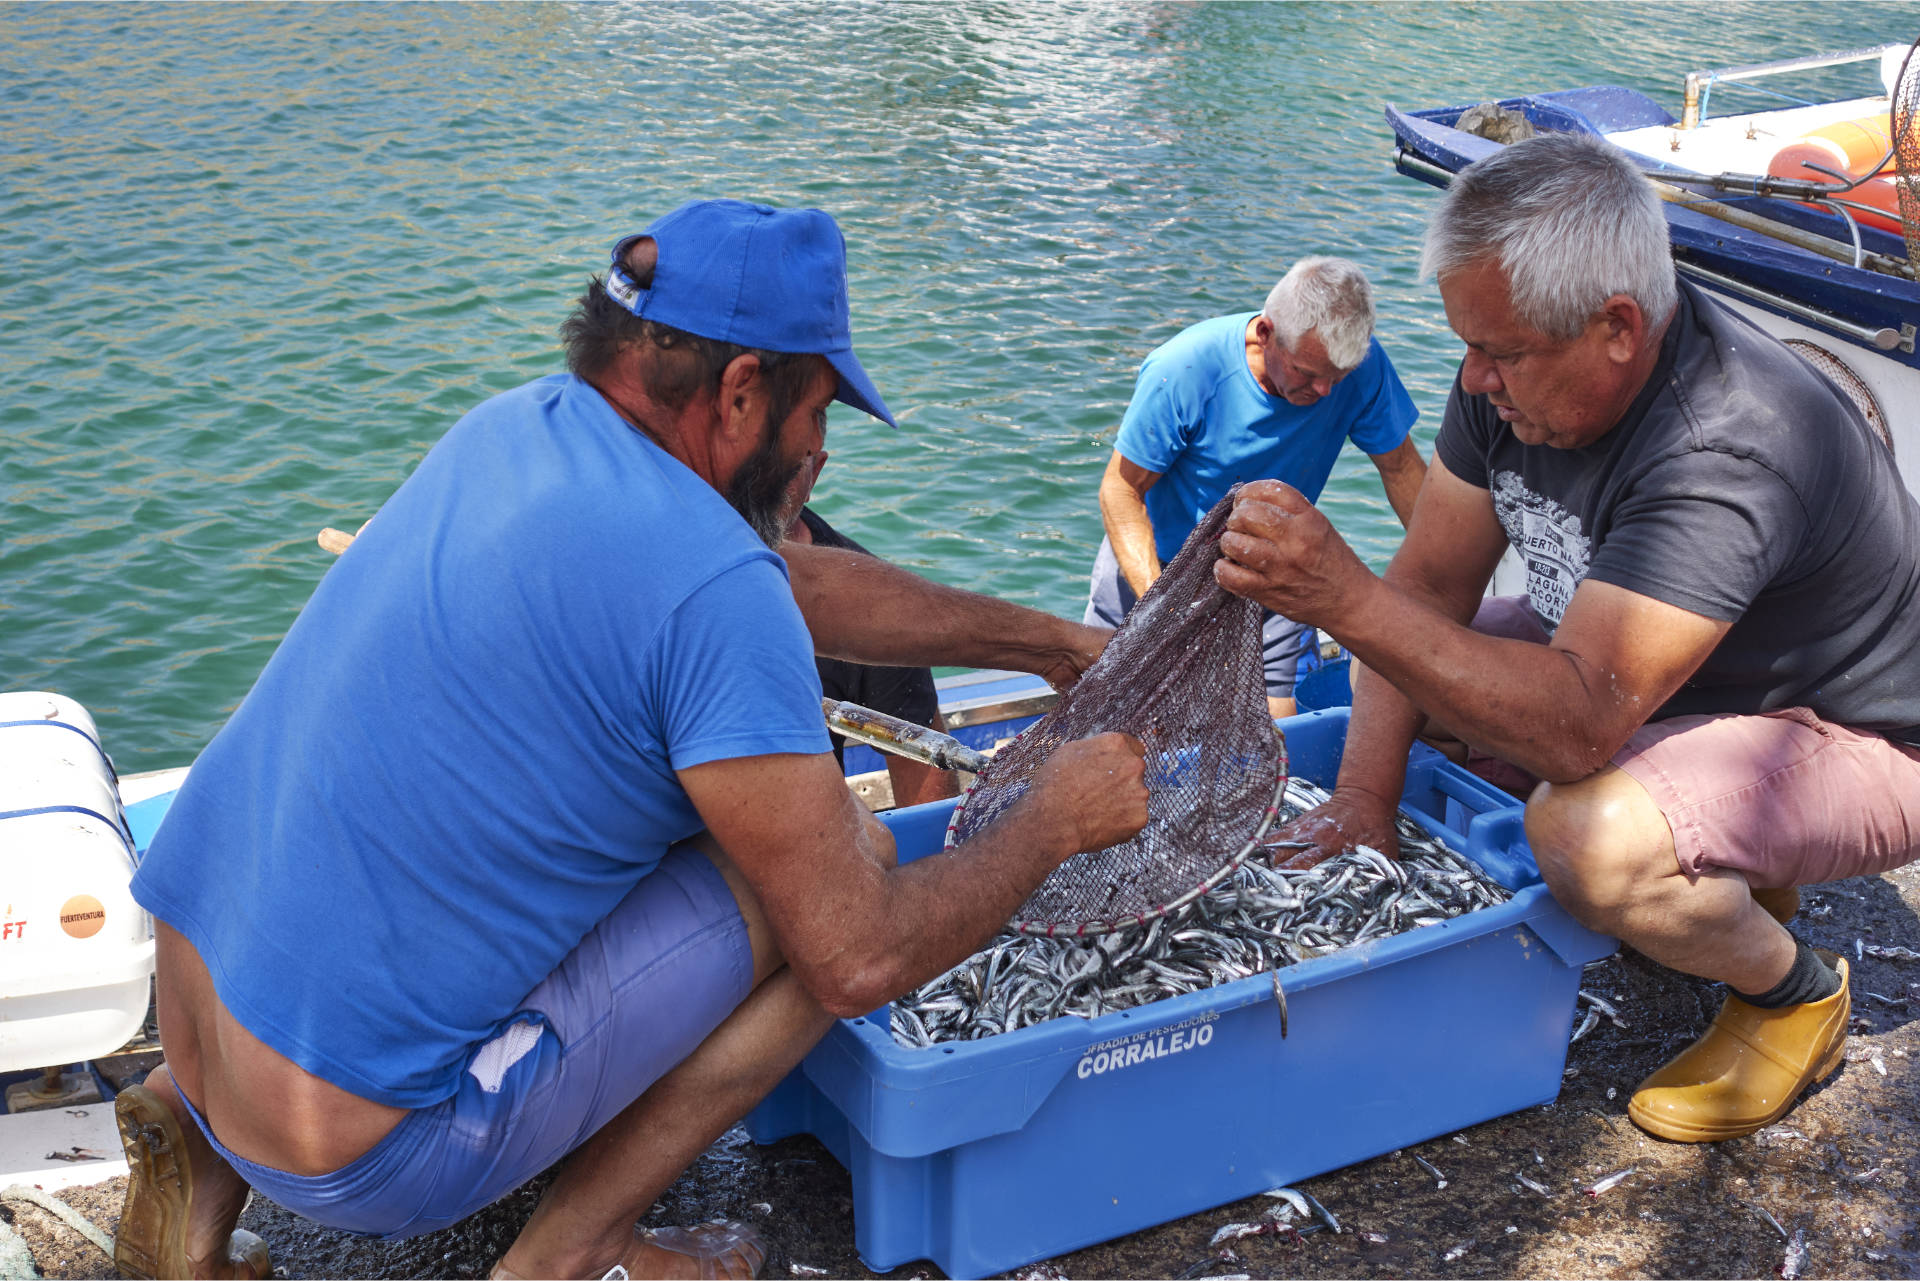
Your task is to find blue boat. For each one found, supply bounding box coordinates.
[1387,40,1920,561]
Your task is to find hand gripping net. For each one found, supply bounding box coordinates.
[946,488,1289,937]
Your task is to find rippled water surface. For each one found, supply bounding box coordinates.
[5,2,1915,767]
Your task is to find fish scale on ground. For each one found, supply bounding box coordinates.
[892,778,1516,1047]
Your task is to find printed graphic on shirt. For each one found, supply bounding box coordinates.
[1490,471,1590,629]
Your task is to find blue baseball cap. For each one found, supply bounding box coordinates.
[606,199,896,428]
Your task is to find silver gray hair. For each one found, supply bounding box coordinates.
[1419,131,1677,340]
[1262,257,1376,371]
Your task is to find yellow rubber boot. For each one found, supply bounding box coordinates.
[1628,954,1848,1142]
[1750,885,1799,925]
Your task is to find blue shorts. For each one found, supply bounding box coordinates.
[1083,535,1313,698]
[177,843,753,1239]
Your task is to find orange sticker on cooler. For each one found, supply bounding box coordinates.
[59,895,105,939]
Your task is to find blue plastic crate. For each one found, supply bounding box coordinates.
[746,707,1614,1279]
[1293,655,1352,712]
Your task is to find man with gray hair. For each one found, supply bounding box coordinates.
[1215,132,1920,1142]
[1084,256,1426,715]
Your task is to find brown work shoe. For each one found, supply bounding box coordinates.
[1750,885,1799,925]
[1627,954,1848,1143]
[113,1085,271,1280]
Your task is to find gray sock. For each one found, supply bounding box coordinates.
[1735,940,1841,1009]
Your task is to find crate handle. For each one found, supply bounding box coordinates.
[1430,766,1514,818]
[1465,810,1541,891]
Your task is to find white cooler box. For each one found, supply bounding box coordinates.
[0,692,155,1073]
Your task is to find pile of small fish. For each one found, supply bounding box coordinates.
[891,777,1512,1047]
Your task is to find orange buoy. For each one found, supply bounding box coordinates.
[1767,113,1895,180]
[1765,112,1908,234]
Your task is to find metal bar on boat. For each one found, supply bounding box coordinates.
[1394,149,1913,352]
[933,668,1058,729]
[1642,178,1917,280]
[1681,44,1904,129]
[1392,149,1917,283]
[1390,147,1462,188]
[942,691,1056,729]
[1673,260,1915,354]
[1659,171,1844,202]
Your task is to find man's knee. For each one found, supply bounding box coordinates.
[1524,767,1674,929]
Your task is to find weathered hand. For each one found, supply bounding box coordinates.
[1038,621,1114,693]
[1030,731,1149,855]
[1213,480,1371,626]
[1268,786,1401,871]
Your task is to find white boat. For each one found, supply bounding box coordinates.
[1388,40,1920,593]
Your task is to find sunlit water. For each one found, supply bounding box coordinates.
[5,2,1914,769]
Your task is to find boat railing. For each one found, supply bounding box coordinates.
[1680,44,1906,130]
[1390,146,1916,354]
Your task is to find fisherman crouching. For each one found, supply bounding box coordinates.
[1215,132,1920,1142]
[113,198,1147,1280]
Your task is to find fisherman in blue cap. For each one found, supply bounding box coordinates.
[114,200,1147,1280]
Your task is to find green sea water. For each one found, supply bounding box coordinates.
[5,2,1915,770]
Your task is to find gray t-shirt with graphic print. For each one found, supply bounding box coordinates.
[1436,278,1920,744]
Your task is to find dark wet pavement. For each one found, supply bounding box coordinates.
[10,864,1917,1280]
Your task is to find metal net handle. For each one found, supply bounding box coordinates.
[944,726,1295,939]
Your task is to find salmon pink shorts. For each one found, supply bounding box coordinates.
[1468,596,1920,889]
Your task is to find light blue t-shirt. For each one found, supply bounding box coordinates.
[1116,313,1418,564]
[132,374,830,1108]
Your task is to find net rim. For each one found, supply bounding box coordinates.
[944,726,1292,939]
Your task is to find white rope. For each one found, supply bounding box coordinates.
[0,1217,39,1281]
[0,1185,114,1265]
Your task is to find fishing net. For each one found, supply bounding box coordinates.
[1895,37,1920,269]
[1784,339,1893,453]
[946,487,1289,937]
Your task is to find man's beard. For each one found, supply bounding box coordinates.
[725,415,806,548]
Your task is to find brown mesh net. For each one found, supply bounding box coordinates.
[1784,339,1893,453]
[1895,38,1920,269]
[946,488,1289,937]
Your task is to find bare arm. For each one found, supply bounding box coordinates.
[1097,451,1163,598]
[678,735,1147,1017]
[782,541,1110,691]
[1245,459,1501,859]
[1215,470,1731,785]
[1341,459,1507,810]
[1358,575,1730,781]
[1367,436,1428,530]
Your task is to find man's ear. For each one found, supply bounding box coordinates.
[621,236,659,284]
[715,352,769,444]
[1600,293,1647,363]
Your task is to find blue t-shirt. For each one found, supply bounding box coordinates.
[1115,312,1418,563]
[132,374,830,1108]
